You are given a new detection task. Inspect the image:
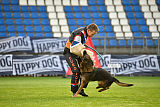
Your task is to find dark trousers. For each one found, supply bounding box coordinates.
[63,48,88,93]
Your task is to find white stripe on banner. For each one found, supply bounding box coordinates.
[13,55,63,75]
[0,37,32,53]
[0,55,13,72]
[32,38,67,53]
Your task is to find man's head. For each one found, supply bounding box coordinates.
[87,23,99,37]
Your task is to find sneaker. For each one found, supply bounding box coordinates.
[79,89,88,97]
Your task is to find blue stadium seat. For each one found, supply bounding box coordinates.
[146,39,153,46]
[3,5,11,11]
[21,6,29,12]
[45,33,53,37]
[124,6,132,12]
[68,19,76,25]
[101,12,109,18]
[66,13,74,19]
[99,6,106,12]
[13,12,21,18]
[103,19,111,25]
[64,6,72,12]
[25,26,34,32]
[73,6,81,12]
[0,25,6,32]
[127,39,135,46]
[29,6,37,12]
[131,25,139,32]
[157,0,160,5]
[105,26,113,32]
[109,39,117,46]
[16,26,24,32]
[122,0,130,5]
[98,26,104,32]
[0,6,2,12]
[129,19,137,25]
[155,40,160,46]
[15,19,23,25]
[70,26,77,32]
[75,13,83,18]
[98,32,105,37]
[7,25,15,32]
[34,26,42,32]
[94,19,102,26]
[77,19,84,25]
[138,19,146,25]
[6,19,14,25]
[133,6,141,12]
[97,0,105,5]
[81,6,89,12]
[8,33,16,37]
[107,32,114,37]
[133,32,141,37]
[140,26,149,32]
[33,19,41,25]
[43,26,52,32]
[2,0,9,4]
[101,40,109,46]
[41,19,50,25]
[31,13,39,18]
[90,6,98,12]
[40,12,48,18]
[143,32,150,37]
[85,19,93,25]
[24,19,32,25]
[92,13,100,18]
[92,39,99,46]
[126,12,134,18]
[136,39,144,46]
[36,33,43,37]
[135,12,143,18]
[88,0,96,5]
[118,40,126,46]
[0,32,7,37]
[38,6,46,12]
[27,33,34,37]
[4,12,12,18]
[0,13,3,18]
[17,33,25,36]
[12,5,20,11]
[22,12,30,18]
[83,12,91,18]
[0,19,4,24]
[131,0,139,5]
[11,0,18,5]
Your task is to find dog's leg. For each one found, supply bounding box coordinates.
[73,80,85,97]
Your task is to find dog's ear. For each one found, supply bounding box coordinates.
[83,50,87,56]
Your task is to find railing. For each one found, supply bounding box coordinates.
[93,36,160,55]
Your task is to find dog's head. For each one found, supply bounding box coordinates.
[80,50,94,72]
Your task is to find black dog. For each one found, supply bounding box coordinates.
[73,51,133,97]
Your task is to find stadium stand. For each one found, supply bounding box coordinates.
[0,0,160,54]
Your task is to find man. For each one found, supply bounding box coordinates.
[63,23,99,97]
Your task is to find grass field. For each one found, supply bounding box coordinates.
[0,76,160,107]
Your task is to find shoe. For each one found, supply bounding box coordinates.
[73,93,76,97]
[79,89,88,97]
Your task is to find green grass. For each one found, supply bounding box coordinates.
[0,76,160,107]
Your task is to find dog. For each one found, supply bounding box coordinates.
[73,50,133,97]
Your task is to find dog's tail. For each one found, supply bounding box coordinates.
[113,77,133,87]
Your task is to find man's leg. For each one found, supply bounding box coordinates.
[64,53,88,97]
